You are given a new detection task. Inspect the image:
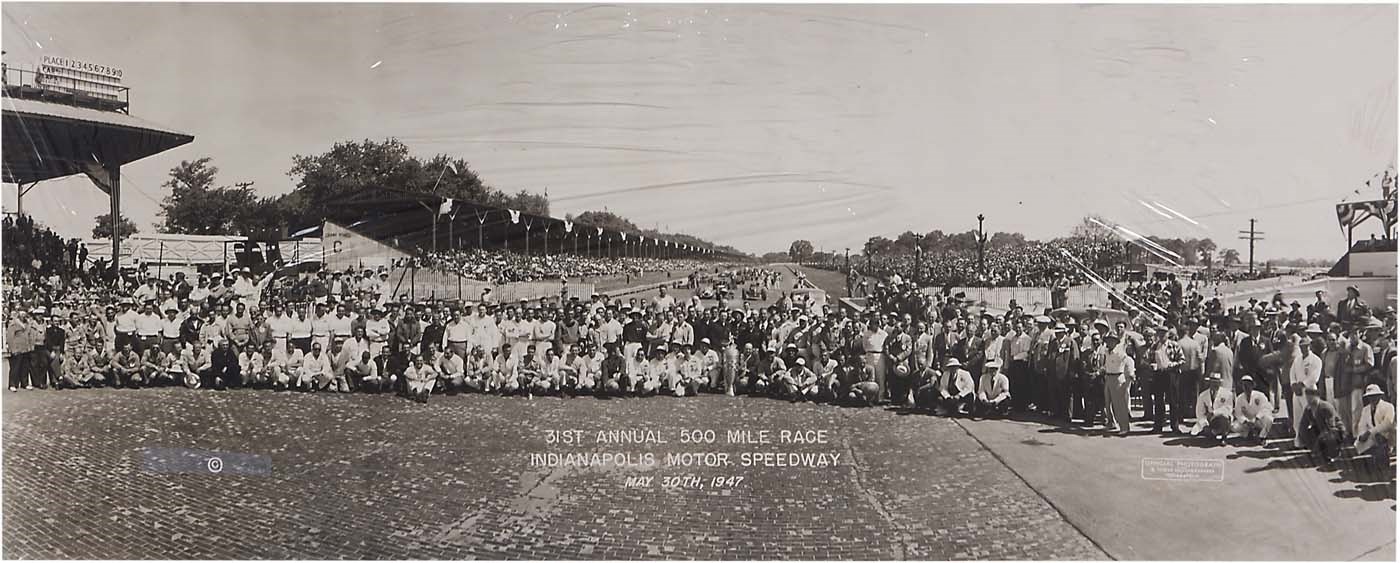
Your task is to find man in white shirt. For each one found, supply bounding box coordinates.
[345,350,382,392]
[445,309,474,359]
[276,341,305,388]
[1355,384,1395,471]
[652,287,675,312]
[404,355,438,403]
[1101,333,1135,436]
[299,342,335,392]
[1291,337,1324,448]
[976,359,1012,417]
[135,303,163,354]
[930,357,976,416]
[437,347,466,395]
[1232,375,1274,444]
[1191,372,1234,444]
[601,310,624,348]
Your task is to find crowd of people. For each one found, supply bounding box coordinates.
[2,215,1395,472]
[2,216,91,283]
[856,277,1397,469]
[418,248,710,284]
[834,238,1130,288]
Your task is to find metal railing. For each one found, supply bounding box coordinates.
[1,64,130,113]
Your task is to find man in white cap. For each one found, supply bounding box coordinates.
[699,338,721,391]
[1354,384,1395,470]
[778,357,818,401]
[1232,375,1274,444]
[1290,334,1324,448]
[1191,372,1234,444]
[975,358,1011,417]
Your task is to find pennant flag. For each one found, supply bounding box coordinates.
[438,198,453,215]
[445,162,458,175]
[564,220,574,233]
[508,209,521,224]
[1362,198,1398,233]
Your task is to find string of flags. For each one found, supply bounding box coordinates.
[1336,167,1397,237]
[424,199,720,254]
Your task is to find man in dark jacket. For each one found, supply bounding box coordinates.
[1299,386,1344,467]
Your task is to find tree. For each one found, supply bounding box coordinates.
[1196,238,1217,268]
[863,236,894,256]
[1070,214,1115,242]
[158,158,268,235]
[788,240,814,263]
[1219,248,1241,267]
[572,210,639,233]
[285,138,546,228]
[92,213,139,239]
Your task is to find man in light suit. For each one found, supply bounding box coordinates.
[975,359,1011,417]
[1355,384,1395,471]
[1192,372,1234,444]
[1232,375,1274,445]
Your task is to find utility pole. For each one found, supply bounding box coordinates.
[1237,219,1264,276]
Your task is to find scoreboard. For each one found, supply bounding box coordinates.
[36,55,124,101]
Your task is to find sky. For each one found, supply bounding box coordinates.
[2,3,1395,260]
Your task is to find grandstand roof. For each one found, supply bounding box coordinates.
[2,97,194,185]
[321,188,739,259]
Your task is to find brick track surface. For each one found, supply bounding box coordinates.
[2,389,1103,560]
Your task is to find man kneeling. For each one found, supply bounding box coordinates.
[1231,375,1273,444]
[404,355,437,403]
[1191,372,1233,444]
[975,359,1012,417]
[918,358,974,416]
[1355,384,1395,473]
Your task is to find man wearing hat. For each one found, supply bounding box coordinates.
[1354,384,1395,470]
[1145,326,1185,434]
[922,357,974,416]
[1298,386,1345,467]
[777,357,818,401]
[1336,285,1369,327]
[1231,375,1274,443]
[621,310,648,362]
[1191,372,1234,443]
[976,358,1011,417]
[1029,315,1055,413]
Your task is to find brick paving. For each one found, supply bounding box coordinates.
[3,388,1104,559]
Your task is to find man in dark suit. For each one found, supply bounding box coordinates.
[1298,386,1344,467]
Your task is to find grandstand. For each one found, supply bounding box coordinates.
[318,187,737,261]
[2,57,193,273]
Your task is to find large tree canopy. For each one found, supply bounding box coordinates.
[283,138,548,228]
[91,213,139,239]
[158,157,277,236]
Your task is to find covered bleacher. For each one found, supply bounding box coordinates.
[317,187,735,261]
